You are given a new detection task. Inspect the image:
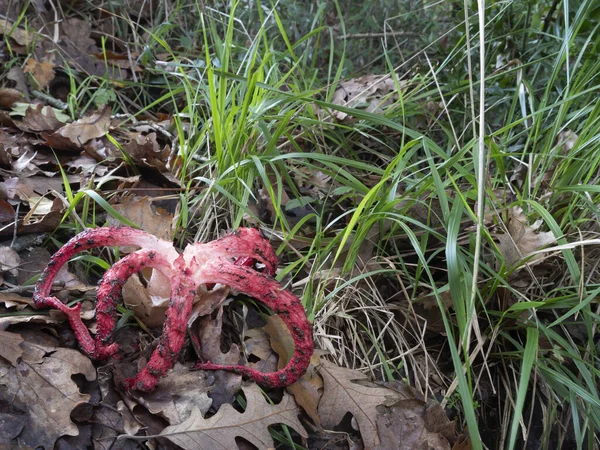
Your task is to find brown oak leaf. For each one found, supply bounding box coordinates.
[0,330,96,449]
[156,383,307,450]
[318,361,401,448]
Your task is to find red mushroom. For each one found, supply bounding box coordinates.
[33,227,314,392]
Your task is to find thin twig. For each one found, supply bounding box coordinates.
[337,31,416,40]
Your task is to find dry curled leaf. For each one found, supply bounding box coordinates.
[135,363,213,424]
[496,206,556,268]
[0,19,34,46]
[330,74,405,121]
[0,88,24,108]
[374,400,455,450]
[52,106,112,147]
[107,196,175,246]
[92,365,141,449]
[0,247,20,277]
[155,383,307,450]
[113,196,176,326]
[23,59,55,89]
[0,330,96,449]
[192,304,243,410]
[62,17,96,52]
[0,330,24,364]
[264,315,323,425]
[318,361,401,449]
[13,103,65,133]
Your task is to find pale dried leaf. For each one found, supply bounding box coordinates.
[122,273,169,328]
[107,196,174,245]
[245,327,279,373]
[0,291,33,308]
[157,384,307,450]
[62,18,95,51]
[318,361,401,448]
[23,59,55,89]
[264,315,323,425]
[111,196,175,320]
[193,305,242,410]
[0,331,96,448]
[67,154,110,176]
[54,106,112,146]
[374,400,455,450]
[0,330,23,364]
[330,75,405,121]
[16,247,50,285]
[0,313,61,330]
[7,67,28,97]
[0,199,15,223]
[13,103,65,133]
[0,246,20,277]
[0,19,34,45]
[55,263,88,291]
[0,312,62,330]
[92,366,141,449]
[0,88,24,108]
[136,363,212,424]
[497,206,556,267]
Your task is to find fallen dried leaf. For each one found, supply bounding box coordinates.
[53,106,112,147]
[330,74,405,121]
[245,326,279,373]
[107,196,174,244]
[374,400,454,450]
[113,196,176,325]
[264,315,323,425]
[6,67,28,97]
[0,330,24,364]
[0,199,15,223]
[16,247,50,285]
[0,246,20,277]
[193,305,243,410]
[0,88,24,108]
[155,383,307,450]
[92,366,141,450]
[62,18,96,52]
[0,19,34,46]
[496,206,556,268]
[0,330,96,448]
[0,291,33,308]
[135,363,213,424]
[23,59,55,89]
[318,361,402,448]
[13,103,65,133]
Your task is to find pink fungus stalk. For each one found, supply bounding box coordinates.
[33,226,314,392]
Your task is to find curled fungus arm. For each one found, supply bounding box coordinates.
[194,261,313,388]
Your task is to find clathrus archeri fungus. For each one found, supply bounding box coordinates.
[33,227,313,392]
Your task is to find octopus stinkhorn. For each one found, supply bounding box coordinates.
[33,227,313,392]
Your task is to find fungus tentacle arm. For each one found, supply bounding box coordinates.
[33,227,178,306]
[125,266,197,392]
[95,250,178,353]
[194,261,313,388]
